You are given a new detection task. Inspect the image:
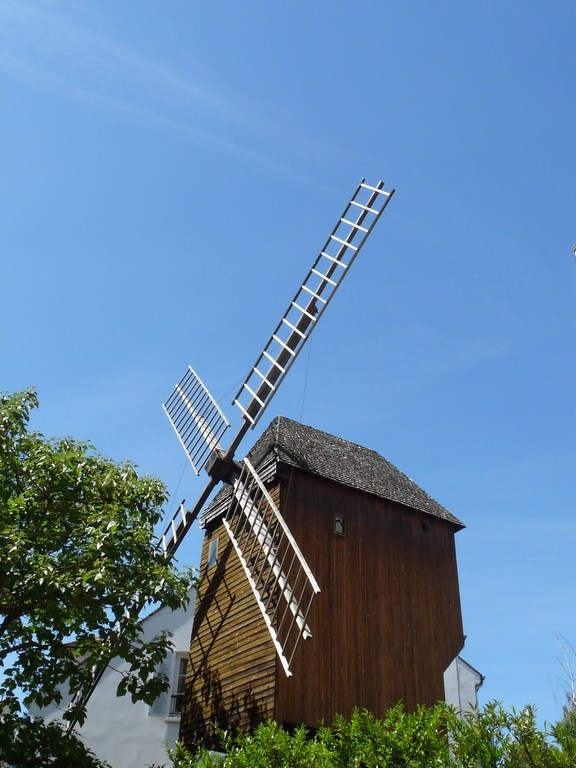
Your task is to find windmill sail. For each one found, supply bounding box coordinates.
[160,367,232,557]
[222,458,320,676]
[163,366,230,475]
[233,179,394,428]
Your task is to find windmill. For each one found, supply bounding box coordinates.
[63,178,472,745]
[160,179,394,676]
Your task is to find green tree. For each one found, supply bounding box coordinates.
[552,707,576,766]
[1,712,111,768]
[551,638,576,766]
[451,702,572,768]
[0,388,195,764]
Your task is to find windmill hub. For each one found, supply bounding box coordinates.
[205,449,241,485]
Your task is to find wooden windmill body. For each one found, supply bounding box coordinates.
[179,417,465,745]
[151,179,464,746]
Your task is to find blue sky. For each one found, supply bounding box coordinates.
[2,1,575,727]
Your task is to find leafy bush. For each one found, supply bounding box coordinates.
[167,703,576,768]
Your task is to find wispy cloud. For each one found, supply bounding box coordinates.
[0,1,226,115]
[0,1,306,176]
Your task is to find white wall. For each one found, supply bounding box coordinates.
[29,592,195,768]
[444,655,484,714]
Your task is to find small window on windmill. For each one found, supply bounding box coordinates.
[208,537,218,568]
[333,514,346,536]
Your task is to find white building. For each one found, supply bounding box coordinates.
[444,655,484,714]
[29,591,196,768]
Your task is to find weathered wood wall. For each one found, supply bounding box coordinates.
[274,468,464,726]
[179,519,277,747]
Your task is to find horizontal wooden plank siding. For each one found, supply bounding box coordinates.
[274,469,464,727]
[179,521,277,747]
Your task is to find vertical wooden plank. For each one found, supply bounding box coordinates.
[274,469,464,727]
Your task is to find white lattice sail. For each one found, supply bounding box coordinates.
[222,458,321,676]
[163,366,230,475]
[233,180,394,427]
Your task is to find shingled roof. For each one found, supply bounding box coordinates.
[201,416,463,529]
